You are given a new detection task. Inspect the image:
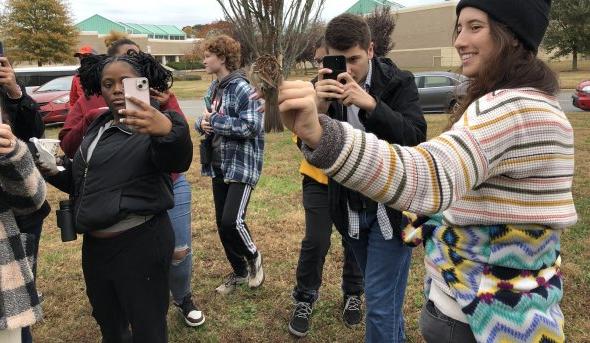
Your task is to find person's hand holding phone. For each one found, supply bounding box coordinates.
[119,96,172,136]
[0,123,17,156]
[0,57,22,100]
[315,68,344,113]
[315,55,347,113]
[337,73,376,112]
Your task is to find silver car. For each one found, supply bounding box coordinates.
[414,71,468,113]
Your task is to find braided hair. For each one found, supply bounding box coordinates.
[78,51,173,97]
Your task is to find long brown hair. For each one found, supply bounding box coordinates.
[449,18,559,129]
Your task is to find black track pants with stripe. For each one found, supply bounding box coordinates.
[212,176,258,277]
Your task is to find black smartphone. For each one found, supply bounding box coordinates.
[0,41,4,57]
[322,55,346,81]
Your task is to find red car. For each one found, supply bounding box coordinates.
[29,75,74,125]
[572,80,590,111]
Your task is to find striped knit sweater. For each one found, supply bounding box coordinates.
[304,88,577,343]
[0,140,45,330]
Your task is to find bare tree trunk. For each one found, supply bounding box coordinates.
[572,48,578,71]
[37,60,42,67]
[216,0,325,132]
[263,89,282,132]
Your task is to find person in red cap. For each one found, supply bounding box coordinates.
[70,45,98,107]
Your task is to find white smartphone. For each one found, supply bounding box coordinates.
[123,77,150,111]
[122,77,150,131]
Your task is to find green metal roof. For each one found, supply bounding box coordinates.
[140,24,169,35]
[345,0,404,15]
[76,14,186,38]
[76,14,127,34]
[120,22,152,35]
[158,25,186,35]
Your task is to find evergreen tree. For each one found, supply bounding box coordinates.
[1,0,78,66]
[544,0,590,71]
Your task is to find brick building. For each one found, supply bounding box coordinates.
[76,14,199,65]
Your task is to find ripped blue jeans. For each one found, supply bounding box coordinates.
[167,174,193,304]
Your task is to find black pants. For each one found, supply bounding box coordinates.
[82,213,174,343]
[212,175,258,277]
[420,300,476,343]
[293,176,363,303]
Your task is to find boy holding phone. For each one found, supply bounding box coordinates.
[313,14,427,343]
[288,38,364,338]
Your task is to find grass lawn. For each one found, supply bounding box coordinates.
[171,71,214,100]
[34,113,589,342]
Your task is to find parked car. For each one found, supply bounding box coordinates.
[29,75,73,125]
[15,65,78,92]
[572,80,590,111]
[414,71,468,113]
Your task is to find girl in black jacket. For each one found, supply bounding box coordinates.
[41,52,192,343]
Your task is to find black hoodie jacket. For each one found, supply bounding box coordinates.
[0,84,44,141]
[46,110,193,233]
[326,57,427,236]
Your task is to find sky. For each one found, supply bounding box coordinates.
[65,0,446,27]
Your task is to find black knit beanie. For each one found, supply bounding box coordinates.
[456,0,551,53]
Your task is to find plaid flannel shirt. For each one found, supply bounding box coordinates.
[0,140,44,329]
[196,78,264,186]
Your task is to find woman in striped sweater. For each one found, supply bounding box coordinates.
[277,0,576,342]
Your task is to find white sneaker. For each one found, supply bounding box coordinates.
[247,252,264,288]
[173,294,205,327]
[215,273,248,295]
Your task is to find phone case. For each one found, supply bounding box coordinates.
[322,55,346,80]
[123,77,150,112]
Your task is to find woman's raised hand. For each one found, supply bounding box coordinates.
[278,81,323,149]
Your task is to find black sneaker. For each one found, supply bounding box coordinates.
[173,294,205,327]
[288,301,313,337]
[342,295,362,328]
